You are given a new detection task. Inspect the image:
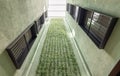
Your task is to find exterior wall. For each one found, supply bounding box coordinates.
[67,0,120,17]
[66,0,120,76]
[0,0,47,76]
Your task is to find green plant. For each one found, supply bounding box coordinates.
[36,18,81,76]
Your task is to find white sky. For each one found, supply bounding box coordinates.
[48,0,66,17]
[49,0,66,5]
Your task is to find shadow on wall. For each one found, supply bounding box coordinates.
[0,51,16,76]
[105,19,120,61]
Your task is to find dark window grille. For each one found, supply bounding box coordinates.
[82,10,118,48]
[66,3,118,49]
[45,11,48,18]
[35,12,46,33]
[6,23,37,69]
[66,3,86,25]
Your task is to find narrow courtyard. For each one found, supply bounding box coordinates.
[36,18,81,76]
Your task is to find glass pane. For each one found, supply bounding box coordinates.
[90,20,107,41]
[84,11,93,29]
[74,6,79,20]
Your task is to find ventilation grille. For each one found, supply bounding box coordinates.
[6,23,37,69]
[24,29,32,44]
[39,14,45,26]
[7,35,28,69]
[45,11,48,18]
[35,12,46,33]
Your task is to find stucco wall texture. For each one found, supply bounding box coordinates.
[66,0,120,75]
[0,0,47,76]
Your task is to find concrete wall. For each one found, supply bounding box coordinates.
[67,0,120,17]
[0,0,47,76]
[66,0,120,76]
